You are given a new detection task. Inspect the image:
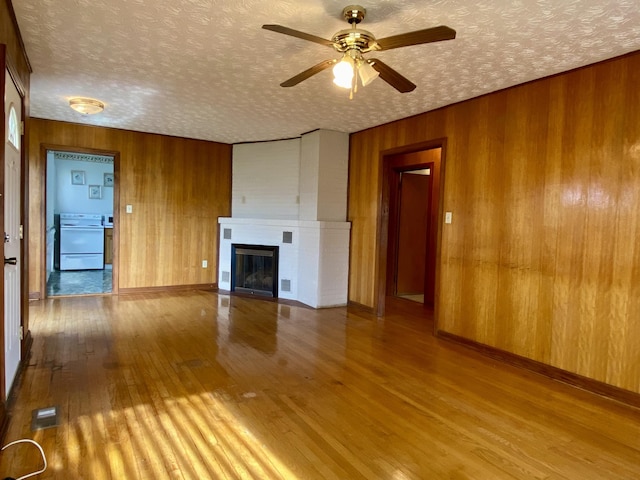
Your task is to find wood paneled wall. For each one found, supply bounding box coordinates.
[1,0,30,89]
[28,119,232,296]
[348,51,640,394]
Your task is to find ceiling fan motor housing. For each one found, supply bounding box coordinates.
[332,28,378,53]
[342,5,366,24]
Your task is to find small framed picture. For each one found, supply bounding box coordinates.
[103,172,114,187]
[88,185,102,199]
[71,170,86,185]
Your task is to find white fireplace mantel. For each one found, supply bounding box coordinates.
[218,217,350,308]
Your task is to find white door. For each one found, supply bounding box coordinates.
[4,69,22,398]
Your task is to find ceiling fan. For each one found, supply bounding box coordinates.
[262,4,456,94]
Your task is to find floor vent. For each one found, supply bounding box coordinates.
[31,406,59,431]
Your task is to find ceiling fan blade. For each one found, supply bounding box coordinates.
[368,59,416,93]
[262,25,334,47]
[376,25,456,50]
[280,59,337,87]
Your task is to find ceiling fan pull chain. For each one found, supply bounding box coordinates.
[353,65,359,96]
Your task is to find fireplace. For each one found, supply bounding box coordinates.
[231,244,279,297]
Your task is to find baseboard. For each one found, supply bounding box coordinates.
[220,290,312,309]
[118,283,217,295]
[347,301,376,314]
[28,291,40,300]
[0,402,7,444]
[437,330,640,409]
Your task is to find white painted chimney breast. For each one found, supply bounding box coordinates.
[219,130,351,308]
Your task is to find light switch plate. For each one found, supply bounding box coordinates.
[445,212,452,224]
[126,204,133,213]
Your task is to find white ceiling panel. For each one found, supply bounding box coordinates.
[12,0,640,143]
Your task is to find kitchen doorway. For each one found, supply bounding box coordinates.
[43,147,118,297]
[378,143,444,315]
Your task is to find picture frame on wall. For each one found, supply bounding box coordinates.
[88,185,102,199]
[104,172,114,187]
[71,170,86,185]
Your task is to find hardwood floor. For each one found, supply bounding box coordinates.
[1,292,639,479]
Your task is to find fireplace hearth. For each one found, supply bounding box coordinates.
[231,244,279,297]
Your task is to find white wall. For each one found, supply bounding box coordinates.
[46,152,56,280]
[55,158,114,214]
[299,133,320,221]
[46,151,56,230]
[232,139,300,220]
[299,130,349,222]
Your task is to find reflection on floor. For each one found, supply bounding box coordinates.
[47,269,112,296]
[398,294,424,303]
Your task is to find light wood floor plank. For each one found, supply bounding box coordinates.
[0,291,639,479]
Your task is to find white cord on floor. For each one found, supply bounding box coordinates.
[1,439,47,480]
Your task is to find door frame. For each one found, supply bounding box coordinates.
[376,138,447,327]
[4,66,23,399]
[40,144,120,297]
[386,164,434,298]
[0,45,30,405]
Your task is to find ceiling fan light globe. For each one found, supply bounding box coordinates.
[359,61,379,86]
[333,76,353,89]
[333,58,354,88]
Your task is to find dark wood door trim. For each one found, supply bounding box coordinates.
[386,163,433,297]
[376,139,447,323]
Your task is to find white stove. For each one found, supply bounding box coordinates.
[59,213,105,270]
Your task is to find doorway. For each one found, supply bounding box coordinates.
[43,147,118,297]
[390,168,432,303]
[379,144,443,315]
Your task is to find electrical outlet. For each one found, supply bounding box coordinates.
[126,204,133,214]
[202,260,208,268]
[445,212,452,224]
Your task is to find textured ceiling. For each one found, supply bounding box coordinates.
[12,0,640,144]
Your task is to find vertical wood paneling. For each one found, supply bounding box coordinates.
[347,131,381,306]
[28,119,232,295]
[348,51,640,394]
[0,1,30,90]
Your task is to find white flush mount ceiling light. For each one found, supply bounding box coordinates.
[69,97,105,115]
